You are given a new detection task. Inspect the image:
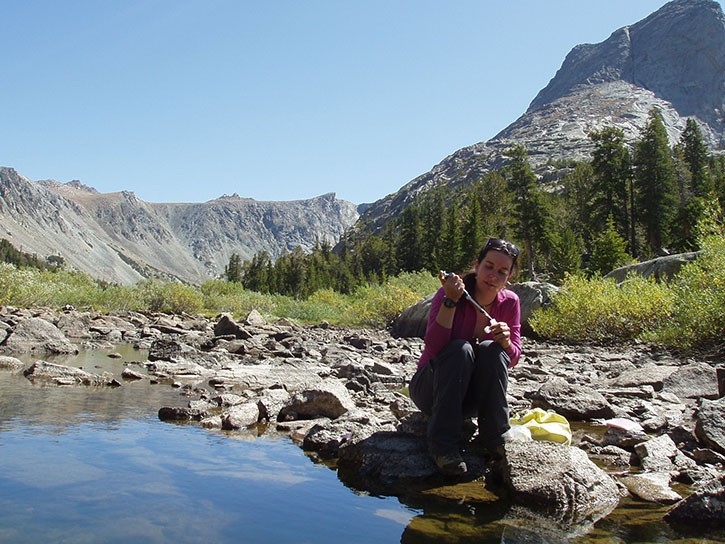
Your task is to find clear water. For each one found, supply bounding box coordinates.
[0,346,416,544]
[2,346,725,543]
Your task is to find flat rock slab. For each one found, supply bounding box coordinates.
[528,377,616,420]
[23,361,116,386]
[619,472,682,503]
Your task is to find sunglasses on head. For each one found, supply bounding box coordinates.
[484,238,520,258]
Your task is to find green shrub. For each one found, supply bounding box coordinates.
[0,264,107,308]
[530,273,673,342]
[280,288,350,325]
[347,271,439,328]
[649,233,725,349]
[132,279,204,314]
[200,279,281,318]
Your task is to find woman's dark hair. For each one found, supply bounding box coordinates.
[462,238,520,292]
[477,237,520,263]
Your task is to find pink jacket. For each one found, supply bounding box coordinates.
[418,286,522,369]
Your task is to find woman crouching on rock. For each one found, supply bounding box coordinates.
[409,237,522,476]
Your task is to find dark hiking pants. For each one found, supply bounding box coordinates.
[409,339,510,456]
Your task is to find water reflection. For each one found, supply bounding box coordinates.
[3,347,725,543]
[0,344,181,431]
[0,346,415,544]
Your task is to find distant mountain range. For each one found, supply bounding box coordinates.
[1,0,722,284]
[0,167,359,284]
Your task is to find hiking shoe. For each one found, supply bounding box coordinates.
[432,452,467,475]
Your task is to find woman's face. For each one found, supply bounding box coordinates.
[475,249,514,297]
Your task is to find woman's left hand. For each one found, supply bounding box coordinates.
[488,320,511,349]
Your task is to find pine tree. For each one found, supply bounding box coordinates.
[439,202,461,272]
[459,195,486,271]
[681,119,713,196]
[419,187,445,272]
[710,155,725,203]
[242,251,272,292]
[546,227,584,281]
[475,171,512,238]
[671,143,702,250]
[397,204,423,272]
[504,145,549,278]
[634,109,678,254]
[589,215,632,276]
[589,127,634,250]
[561,162,596,243]
[224,253,243,283]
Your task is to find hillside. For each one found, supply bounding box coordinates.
[0,167,359,284]
[357,0,725,231]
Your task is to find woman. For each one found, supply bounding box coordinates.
[409,238,522,475]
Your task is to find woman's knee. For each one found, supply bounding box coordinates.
[475,341,510,371]
[444,338,475,359]
[430,339,475,372]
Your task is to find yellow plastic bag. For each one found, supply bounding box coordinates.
[510,408,572,446]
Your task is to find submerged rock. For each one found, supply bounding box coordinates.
[665,474,725,526]
[23,361,117,387]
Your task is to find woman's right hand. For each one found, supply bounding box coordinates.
[441,273,464,302]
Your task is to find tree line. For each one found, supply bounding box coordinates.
[229,108,725,297]
[0,239,64,270]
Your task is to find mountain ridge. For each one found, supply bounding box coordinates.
[0,167,359,285]
[356,0,725,231]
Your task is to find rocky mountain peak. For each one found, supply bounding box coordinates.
[65,180,99,193]
[357,0,725,230]
[529,0,725,138]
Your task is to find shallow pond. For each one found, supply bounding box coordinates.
[1,346,724,543]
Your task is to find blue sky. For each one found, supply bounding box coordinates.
[1,1,699,205]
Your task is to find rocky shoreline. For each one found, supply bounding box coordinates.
[1,305,724,537]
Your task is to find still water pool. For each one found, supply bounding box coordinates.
[0,345,416,543]
[1,345,724,543]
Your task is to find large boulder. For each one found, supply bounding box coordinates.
[665,474,725,526]
[694,397,725,455]
[390,294,432,339]
[338,432,440,491]
[213,313,253,340]
[0,355,24,371]
[609,363,678,390]
[662,362,720,400]
[277,380,356,421]
[2,317,78,354]
[221,402,261,430]
[499,440,620,525]
[527,377,616,420]
[605,251,700,283]
[511,281,560,337]
[635,434,697,473]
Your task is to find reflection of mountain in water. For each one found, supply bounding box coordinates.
[0,344,183,430]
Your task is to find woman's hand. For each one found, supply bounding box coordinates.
[441,273,464,302]
[488,319,511,350]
